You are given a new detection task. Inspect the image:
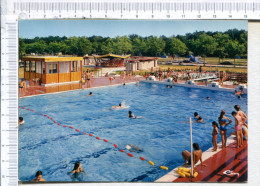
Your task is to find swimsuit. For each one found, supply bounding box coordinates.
[219,118,228,122]
[220,125,227,131]
[235,125,242,131]
[213,135,218,139]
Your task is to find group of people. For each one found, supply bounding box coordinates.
[212,105,248,151]
[31,161,87,182]
[80,70,94,89]
[181,104,247,171]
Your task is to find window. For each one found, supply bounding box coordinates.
[71,61,78,72]
[59,62,70,73]
[36,62,41,73]
[77,61,81,72]
[47,63,57,74]
[31,61,36,72]
[25,61,29,72]
[42,62,45,74]
[65,62,69,73]
[59,62,64,73]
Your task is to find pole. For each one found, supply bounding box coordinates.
[190,117,193,180]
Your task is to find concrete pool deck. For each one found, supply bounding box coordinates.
[20,76,145,97]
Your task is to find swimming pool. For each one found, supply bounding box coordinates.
[19,82,247,182]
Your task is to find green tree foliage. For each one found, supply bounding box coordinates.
[146,36,165,56]
[166,38,187,58]
[19,30,247,60]
[113,36,132,55]
[213,33,230,63]
[226,40,246,66]
[194,33,217,61]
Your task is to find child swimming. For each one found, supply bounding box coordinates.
[128,111,142,119]
[212,121,219,152]
[68,162,87,181]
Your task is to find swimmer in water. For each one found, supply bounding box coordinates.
[206,97,210,99]
[31,170,46,182]
[128,111,142,119]
[68,162,87,181]
[126,144,143,152]
[197,116,203,122]
[166,85,170,88]
[112,103,122,109]
[123,83,126,86]
[17,116,24,128]
[128,111,135,118]
[170,86,173,88]
[85,92,93,97]
[19,117,24,125]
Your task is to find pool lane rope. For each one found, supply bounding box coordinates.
[19,106,168,171]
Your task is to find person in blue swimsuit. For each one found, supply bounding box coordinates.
[218,110,232,148]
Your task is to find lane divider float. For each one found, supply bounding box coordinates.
[19,106,168,171]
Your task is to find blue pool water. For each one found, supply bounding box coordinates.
[19,83,247,182]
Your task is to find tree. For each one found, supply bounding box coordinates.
[132,37,147,56]
[48,42,61,54]
[77,37,93,56]
[113,36,132,55]
[213,33,229,63]
[166,38,187,58]
[194,33,217,62]
[101,38,114,54]
[226,40,246,67]
[146,36,165,56]
[32,41,47,54]
[19,38,26,59]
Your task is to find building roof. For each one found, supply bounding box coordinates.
[93,54,131,59]
[22,56,83,62]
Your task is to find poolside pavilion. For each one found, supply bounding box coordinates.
[22,56,83,85]
[89,54,131,67]
[125,57,158,72]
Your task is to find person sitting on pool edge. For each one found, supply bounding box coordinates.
[181,143,207,169]
[85,92,93,97]
[31,170,46,182]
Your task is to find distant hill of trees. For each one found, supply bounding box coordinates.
[19,29,247,62]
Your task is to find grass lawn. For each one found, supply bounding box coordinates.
[158,57,247,66]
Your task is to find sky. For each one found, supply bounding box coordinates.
[19,20,247,39]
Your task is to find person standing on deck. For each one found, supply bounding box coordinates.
[232,111,243,148]
[158,68,163,81]
[234,105,248,142]
[19,79,27,97]
[150,67,154,76]
[199,66,202,77]
[86,70,91,88]
[218,110,232,148]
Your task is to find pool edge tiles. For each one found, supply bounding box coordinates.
[141,80,247,94]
